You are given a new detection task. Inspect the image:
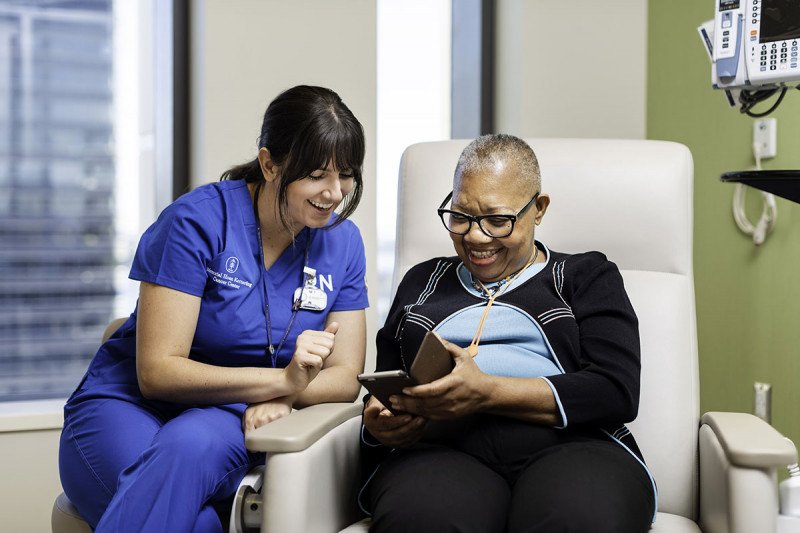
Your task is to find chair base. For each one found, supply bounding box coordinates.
[650,513,702,532]
[338,513,700,533]
[340,518,370,532]
[52,492,91,533]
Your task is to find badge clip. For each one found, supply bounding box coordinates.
[293,285,327,311]
[294,266,326,311]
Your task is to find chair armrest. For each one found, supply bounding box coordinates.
[245,402,362,453]
[699,412,797,533]
[701,411,797,468]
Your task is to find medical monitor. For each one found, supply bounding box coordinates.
[704,0,800,114]
[746,0,800,85]
[759,0,800,43]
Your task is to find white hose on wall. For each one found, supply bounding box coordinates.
[732,142,777,246]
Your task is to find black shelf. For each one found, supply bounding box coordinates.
[721,170,800,205]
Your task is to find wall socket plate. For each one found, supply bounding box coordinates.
[754,118,777,159]
[754,382,772,423]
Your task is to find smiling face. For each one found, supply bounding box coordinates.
[449,158,548,282]
[284,162,355,229]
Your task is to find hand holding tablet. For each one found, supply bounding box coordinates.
[358,331,453,413]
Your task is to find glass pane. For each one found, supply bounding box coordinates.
[0,0,163,401]
[377,0,452,321]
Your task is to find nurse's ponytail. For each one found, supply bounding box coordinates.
[219,158,261,183]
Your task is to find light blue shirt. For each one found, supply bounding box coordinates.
[435,247,561,378]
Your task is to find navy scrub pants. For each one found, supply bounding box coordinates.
[59,397,262,532]
[365,415,655,533]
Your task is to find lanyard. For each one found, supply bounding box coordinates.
[467,246,539,357]
[253,183,312,367]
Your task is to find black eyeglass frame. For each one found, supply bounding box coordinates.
[437,191,540,238]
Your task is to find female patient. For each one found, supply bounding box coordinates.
[361,134,655,533]
[59,85,369,532]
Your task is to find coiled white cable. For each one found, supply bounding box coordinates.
[732,141,777,245]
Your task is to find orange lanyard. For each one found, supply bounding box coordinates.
[467,247,539,357]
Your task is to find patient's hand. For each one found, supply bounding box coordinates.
[390,338,489,419]
[363,396,426,448]
[243,396,294,433]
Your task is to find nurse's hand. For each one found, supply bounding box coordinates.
[243,395,294,433]
[362,395,426,448]
[283,322,339,393]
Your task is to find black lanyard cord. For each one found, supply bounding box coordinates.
[252,182,312,367]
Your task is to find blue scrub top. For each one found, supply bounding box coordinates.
[69,179,368,403]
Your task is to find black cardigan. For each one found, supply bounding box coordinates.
[360,249,650,505]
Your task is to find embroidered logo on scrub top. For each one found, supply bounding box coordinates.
[315,273,334,292]
[225,256,240,273]
[206,266,253,290]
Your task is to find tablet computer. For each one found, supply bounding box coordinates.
[357,370,414,414]
[409,331,453,384]
[357,331,454,413]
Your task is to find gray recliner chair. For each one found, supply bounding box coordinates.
[54,138,797,533]
[237,138,797,533]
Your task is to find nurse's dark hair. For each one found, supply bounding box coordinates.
[219,85,365,229]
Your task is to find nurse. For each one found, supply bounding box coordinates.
[58,85,369,532]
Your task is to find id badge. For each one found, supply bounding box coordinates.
[293,285,327,311]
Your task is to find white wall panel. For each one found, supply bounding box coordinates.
[495,0,647,139]
[192,0,379,369]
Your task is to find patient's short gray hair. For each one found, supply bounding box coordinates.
[455,134,541,192]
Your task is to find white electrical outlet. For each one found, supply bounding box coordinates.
[754,118,777,159]
[754,382,772,422]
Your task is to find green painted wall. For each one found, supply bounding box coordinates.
[648,2,800,449]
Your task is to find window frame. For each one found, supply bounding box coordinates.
[0,0,188,414]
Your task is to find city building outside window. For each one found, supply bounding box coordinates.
[0,0,175,401]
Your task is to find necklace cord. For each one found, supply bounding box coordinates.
[467,246,539,356]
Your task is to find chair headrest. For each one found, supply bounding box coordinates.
[394,138,693,291]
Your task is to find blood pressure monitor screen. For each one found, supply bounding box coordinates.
[761,0,800,43]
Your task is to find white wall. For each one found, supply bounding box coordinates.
[191,0,378,369]
[0,405,63,532]
[0,428,62,532]
[495,0,647,139]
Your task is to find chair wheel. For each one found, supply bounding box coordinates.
[229,465,264,533]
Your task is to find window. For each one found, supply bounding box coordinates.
[376,0,451,320]
[0,0,176,401]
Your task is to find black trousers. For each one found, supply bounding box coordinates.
[366,415,655,533]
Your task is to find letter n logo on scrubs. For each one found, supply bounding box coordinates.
[318,274,333,292]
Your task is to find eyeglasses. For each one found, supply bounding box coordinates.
[437,191,540,238]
